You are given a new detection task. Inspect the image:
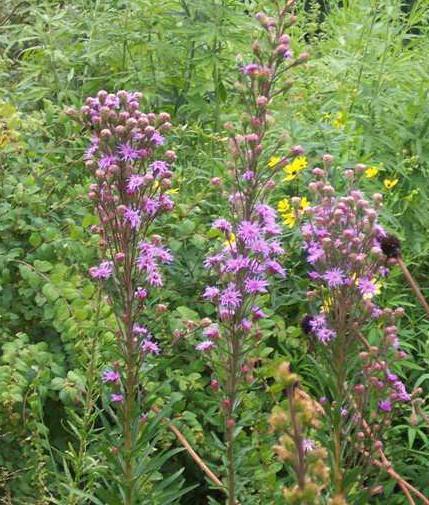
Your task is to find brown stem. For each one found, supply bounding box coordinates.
[357,406,429,504]
[397,257,429,318]
[169,422,224,489]
[372,456,428,505]
[287,386,306,489]
[151,406,225,490]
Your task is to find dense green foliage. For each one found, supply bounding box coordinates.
[0,0,428,503]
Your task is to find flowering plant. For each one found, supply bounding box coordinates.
[68,90,176,503]
[193,2,309,503]
[298,159,428,504]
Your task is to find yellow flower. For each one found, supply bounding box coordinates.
[268,156,281,169]
[223,232,236,248]
[322,112,332,122]
[383,178,398,190]
[365,167,379,179]
[281,212,296,228]
[300,196,310,210]
[283,156,308,182]
[277,198,291,214]
[332,111,346,129]
[322,295,334,312]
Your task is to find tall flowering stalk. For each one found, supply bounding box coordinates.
[270,362,336,505]
[195,3,308,503]
[299,159,428,504]
[68,90,175,503]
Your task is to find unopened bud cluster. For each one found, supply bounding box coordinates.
[270,363,332,505]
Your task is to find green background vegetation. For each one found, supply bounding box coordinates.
[0,0,428,503]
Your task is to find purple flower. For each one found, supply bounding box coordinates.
[358,277,377,297]
[147,270,163,287]
[237,221,261,244]
[212,218,232,234]
[378,399,392,413]
[244,278,269,294]
[255,204,277,223]
[316,327,336,344]
[89,261,113,280]
[135,287,148,300]
[151,131,165,146]
[265,260,286,277]
[159,194,174,211]
[98,154,118,170]
[307,243,325,264]
[118,142,140,161]
[204,253,225,269]
[309,314,327,331]
[84,136,99,160]
[323,268,345,288]
[133,324,149,335]
[124,207,141,229]
[102,370,120,384]
[203,286,220,301]
[392,381,411,402]
[136,242,173,281]
[111,393,124,403]
[251,306,266,320]
[127,174,146,193]
[150,160,170,177]
[220,283,242,309]
[196,340,215,352]
[141,339,160,355]
[225,256,251,273]
[249,238,271,257]
[269,241,285,255]
[386,372,398,383]
[142,197,159,216]
[203,324,220,339]
[302,438,315,453]
[240,319,252,332]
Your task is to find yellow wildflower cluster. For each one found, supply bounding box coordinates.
[383,178,398,190]
[283,156,308,181]
[364,166,379,178]
[277,196,309,228]
[268,155,282,169]
[332,111,346,129]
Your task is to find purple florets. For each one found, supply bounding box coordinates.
[89,261,113,280]
[102,370,120,384]
[141,339,160,355]
[196,340,215,352]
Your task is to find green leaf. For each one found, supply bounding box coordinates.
[42,283,60,302]
[34,260,53,272]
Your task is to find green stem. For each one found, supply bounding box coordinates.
[225,335,239,505]
[332,339,346,495]
[68,288,102,504]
